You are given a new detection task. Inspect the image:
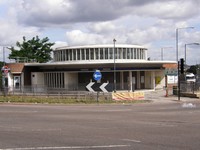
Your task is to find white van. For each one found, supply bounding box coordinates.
[185,73,196,82]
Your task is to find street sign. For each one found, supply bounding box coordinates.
[164,68,178,75]
[86,82,112,93]
[1,66,10,77]
[93,70,102,81]
[86,82,95,92]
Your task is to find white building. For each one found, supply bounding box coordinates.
[5,44,177,93]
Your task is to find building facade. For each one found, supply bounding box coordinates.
[5,44,177,93]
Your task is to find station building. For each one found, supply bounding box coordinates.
[5,44,177,93]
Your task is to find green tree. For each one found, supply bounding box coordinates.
[9,36,54,63]
[186,65,198,75]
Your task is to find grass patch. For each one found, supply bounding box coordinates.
[0,95,149,104]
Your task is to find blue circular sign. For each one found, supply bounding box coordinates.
[93,70,102,81]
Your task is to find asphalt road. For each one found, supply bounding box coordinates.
[0,100,200,150]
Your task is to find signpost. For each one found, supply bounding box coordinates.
[86,70,112,102]
[164,68,178,75]
[86,82,112,93]
[93,70,102,81]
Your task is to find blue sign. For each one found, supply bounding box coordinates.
[93,70,102,81]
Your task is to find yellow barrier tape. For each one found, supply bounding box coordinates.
[112,92,144,101]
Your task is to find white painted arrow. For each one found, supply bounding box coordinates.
[100,83,108,93]
[86,82,95,92]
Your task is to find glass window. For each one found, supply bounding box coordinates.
[141,49,144,59]
[69,49,72,60]
[134,48,137,59]
[131,48,134,59]
[105,48,108,59]
[123,48,126,59]
[73,49,76,60]
[54,51,57,61]
[90,48,94,60]
[81,49,85,60]
[100,48,103,59]
[95,48,99,60]
[77,49,80,60]
[137,49,140,59]
[86,49,89,60]
[109,48,113,59]
[63,50,65,61]
[127,48,131,59]
[66,50,68,61]
[118,48,122,59]
[60,50,63,61]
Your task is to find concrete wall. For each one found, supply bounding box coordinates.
[64,72,78,90]
[31,72,44,85]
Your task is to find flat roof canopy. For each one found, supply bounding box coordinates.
[24,60,177,72]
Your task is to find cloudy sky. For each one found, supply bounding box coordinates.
[0,0,200,65]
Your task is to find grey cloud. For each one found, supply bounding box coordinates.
[12,0,200,27]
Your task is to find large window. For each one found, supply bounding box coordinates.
[109,48,113,59]
[44,72,64,89]
[86,49,89,60]
[69,49,72,61]
[100,48,103,59]
[95,48,99,59]
[127,48,131,59]
[105,48,108,59]
[90,48,94,60]
[73,49,76,60]
[77,49,80,60]
[65,50,68,61]
[118,48,122,59]
[81,49,85,60]
[123,48,126,59]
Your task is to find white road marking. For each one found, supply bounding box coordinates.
[106,109,132,112]
[0,145,130,150]
[122,139,141,143]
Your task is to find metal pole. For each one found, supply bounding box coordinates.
[3,47,5,66]
[185,44,187,65]
[178,60,180,101]
[113,39,116,92]
[185,43,200,65]
[176,27,194,101]
[176,29,178,62]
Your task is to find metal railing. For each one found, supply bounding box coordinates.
[180,81,200,94]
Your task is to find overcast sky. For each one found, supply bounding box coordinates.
[0,0,200,65]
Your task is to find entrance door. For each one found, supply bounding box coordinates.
[14,76,21,89]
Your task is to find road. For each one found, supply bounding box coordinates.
[0,100,200,150]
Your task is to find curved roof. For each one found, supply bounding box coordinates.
[55,44,147,51]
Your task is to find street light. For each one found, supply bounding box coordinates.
[113,38,116,92]
[161,47,173,60]
[176,27,194,62]
[176,27,194,101]
[184,43,200,65]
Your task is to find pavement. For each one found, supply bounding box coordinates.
[144,89,200,103]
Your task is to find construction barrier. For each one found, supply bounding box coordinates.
[112,91,145,101]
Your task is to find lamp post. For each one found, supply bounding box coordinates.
[176,26,194,101]
[176,27,194,62]
[184,43,200,65]
[3,47,5,66]
[113,38,116,92]
[161,47,173,60]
